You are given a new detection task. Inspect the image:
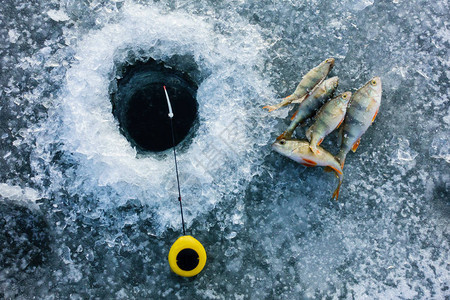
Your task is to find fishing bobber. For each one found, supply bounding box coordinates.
[168,235,207,277]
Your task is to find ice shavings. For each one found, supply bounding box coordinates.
[33,3,274,233]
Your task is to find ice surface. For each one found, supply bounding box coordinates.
[0,0,449,298]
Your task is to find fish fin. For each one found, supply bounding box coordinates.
[276,132,286,140]
[331,181,342,201]
[277,131,293,140]
[336,118,344,129]
[351,138,361,153]
[372,109,378,123]
[328,165,343,176]
[290,111,298,121]
[262,105,277,112]
[301,162,315,167]
[303,159,317,166]
[317,138,324,146]
[331,169,343,201]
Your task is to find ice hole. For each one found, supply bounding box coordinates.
[112,58,198,152]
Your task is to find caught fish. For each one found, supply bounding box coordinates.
[277,76,339,140]
[336,77,382,168]
[272,139,344,200]
[306,91,352,155]
[263,58,335,112]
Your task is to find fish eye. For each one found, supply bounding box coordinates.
[371,80,377,86]
[279,139,286,145]
[342,94,348,99]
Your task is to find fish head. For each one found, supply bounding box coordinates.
[272,138,304,156]
[323,76,339,93]
[272,138,294,155]
[272,139,310,162]
[324,57,335,68]
[338,91,352,105]
[317,58,335,73]
[367,76,382,99]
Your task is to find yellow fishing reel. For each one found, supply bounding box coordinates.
[168,235,207,277]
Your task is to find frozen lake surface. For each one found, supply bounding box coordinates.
[0,0,449,298]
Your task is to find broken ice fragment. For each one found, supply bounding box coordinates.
[47,9,70,22]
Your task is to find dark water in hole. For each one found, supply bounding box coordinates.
[112,59,198,152]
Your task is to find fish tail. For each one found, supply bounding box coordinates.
[309,144,320,155]
[262,105,278,112]
[263,96,293,112]
[331,180,342,201]
[331,170,344,201]
[308,134,321,155]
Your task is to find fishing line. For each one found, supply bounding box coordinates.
[164,86,186,236]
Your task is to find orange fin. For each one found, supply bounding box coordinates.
[276,132,286,141]
[372,109,378,123]
[328,165,343,176]
[331,183,341,201]
[301,162,315,167]
[337,118,344,129]
[263,105,276,112]
[317,138,324,146]
[303,159,317,166]
[351,139,360,153]
[290,111,298,121]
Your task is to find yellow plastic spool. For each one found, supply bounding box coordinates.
[168,235,207,277]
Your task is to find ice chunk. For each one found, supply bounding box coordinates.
[392,138,418,162]
[47,9,70,22]
[430,132,450,163]
[8,29,20,43]
[348,0,374,10]
[0,183,40,209]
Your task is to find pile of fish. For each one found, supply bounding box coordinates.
[265,58,382,200]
